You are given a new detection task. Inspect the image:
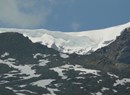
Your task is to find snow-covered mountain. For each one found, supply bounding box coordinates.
[0,27,130,95]
[0,29,130,95]
[0,22,130,55]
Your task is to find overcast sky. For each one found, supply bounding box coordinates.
[0,0,130,32]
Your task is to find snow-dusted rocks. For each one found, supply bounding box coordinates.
[113,78,130,86]
[0,22,130,55]
[1,52,9,58]
[0,58,40,80]
[31,79,59,95]
[31,79,55,88]
[50,64,100,79]
[59,53,69,58]
[107,72,119,78]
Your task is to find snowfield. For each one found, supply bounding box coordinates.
[0,22,130,55]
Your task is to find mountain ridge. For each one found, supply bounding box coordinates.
[0,22,130,55]
[0,30,130,95]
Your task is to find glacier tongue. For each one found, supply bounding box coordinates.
[0,22,130,55]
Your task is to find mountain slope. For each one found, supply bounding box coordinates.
[90,28,130,65]
[0,30,130,95]
[78,28,130,75]
[0,22,130,55]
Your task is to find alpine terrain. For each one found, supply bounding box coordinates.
[0,22,130,95]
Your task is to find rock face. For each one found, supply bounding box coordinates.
[0,32,33,56]
[109,28,130,64]
[86,28,130,66]
[0,32,58,64]
[0,31,130,95]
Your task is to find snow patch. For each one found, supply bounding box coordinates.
[76,77,85,79]
[107,72,119,78]
[50,66,67,79]
[50,64,100,79]
[72,82,82,85]
[0,80,9,84]
[32,79,55,88]
[38,59,50,66]
[1,52,9,58]
[44,88,60,95]
[113,89,117,93]
[5,87,37,95]
[97,79,102,83]
[32,79,59,95]
[19,85,27,88]
[92,92,103,95]
[0,58,40,79]
[33,53,50,59]
[101,87,109,92]
[59,53,69,58]
[95,92,103,95]
[113,78,130,86]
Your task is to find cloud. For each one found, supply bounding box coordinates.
[71,21,80,31]
[0,0,53,28]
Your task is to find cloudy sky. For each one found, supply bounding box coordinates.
[0,0,130,32]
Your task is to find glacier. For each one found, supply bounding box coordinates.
[0,22,130,55]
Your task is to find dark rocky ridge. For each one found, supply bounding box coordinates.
[94,28,130,64]
[0,32,58,64]
[76,28,130,76]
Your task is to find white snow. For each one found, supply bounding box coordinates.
[101,87,109,92]
[59,53,69,58]
[32,79,59,95]
[80,87,84,89]
[6,87,37,95]
[72,82,82,85]
[0,58,40,79]
[113,78,130,86]
[31,79,55,88]
[6,58,16,61]
[38,59,50,66]
[54,83,62,87]
[76,77,85,79]
[5,87,13,90]
[73,65,100,76]
[95,92,103,95]
[15,93,26,95]
[107,72,119,78]
[97,79,102,83]
[113,89,117,93]
[34,53,50,66]
[17,65,40,79]
[44,88,59,95]
[50,64,100,79]
[127,87,130,89]
[0,80,9,84]
[33,53,43,59]
[92,92,103,95]
[1,52,9,58]
[4,73,15,78]
[10,70,18,73]
[19,85,27,88]
[0,22,130,55]
[33,53,50,59]
[50,66,68,79]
